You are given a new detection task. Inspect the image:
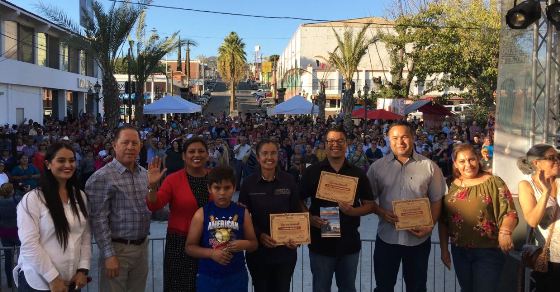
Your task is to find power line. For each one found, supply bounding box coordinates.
[113,0,492,30]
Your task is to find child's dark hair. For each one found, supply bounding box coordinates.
[208,166,236,187]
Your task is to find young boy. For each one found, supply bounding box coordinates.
[186,166,258,292]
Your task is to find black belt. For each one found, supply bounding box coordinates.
[112,237,146,245]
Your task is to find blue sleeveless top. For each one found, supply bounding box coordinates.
[198,201,246,276]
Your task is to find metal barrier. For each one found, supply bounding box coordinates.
[0,238,459,292]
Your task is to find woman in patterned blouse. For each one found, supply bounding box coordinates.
[439,143,518,292]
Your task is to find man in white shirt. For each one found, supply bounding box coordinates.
[233,136,251,188]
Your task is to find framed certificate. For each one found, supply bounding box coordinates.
[392,198,433,230]
[269,213,311,245]
[316,171,358,205]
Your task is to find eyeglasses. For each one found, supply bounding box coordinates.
[326,139,346,145]
[539,156,560,162]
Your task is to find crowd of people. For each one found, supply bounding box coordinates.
[0,111,557,292]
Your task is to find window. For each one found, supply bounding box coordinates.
[60,43,69,71]
[18,24,34,63]
[48,36,60,69]
[37,33,48,66]
[69,47,79,73]
[2,21,18,60]
[80,50,87,75]
[43,89,52,116]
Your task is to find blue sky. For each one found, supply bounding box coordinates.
[12,0,393,60]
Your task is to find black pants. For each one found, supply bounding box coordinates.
[531,262,560,292]
[373,236,431,292]
[247,260,296,292]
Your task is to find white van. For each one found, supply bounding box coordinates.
[444,104,471,114]
[444,104,472,120]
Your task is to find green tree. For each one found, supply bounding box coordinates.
[380,0,499,108]
[39,0,148,128]
[327,24,377,131]
[113,57,128,74]
[217,32,246,114]
[129,11,181,123]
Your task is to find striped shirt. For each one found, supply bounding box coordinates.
[86,159,151,259]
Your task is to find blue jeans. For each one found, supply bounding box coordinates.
[450,246,505,292]
[17,271,49,292]
[2,237,20,287]
[309,251,359,292]
[196,269,248,292]
[374,236,431,292]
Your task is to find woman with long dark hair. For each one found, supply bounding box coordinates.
[14,143,91,292]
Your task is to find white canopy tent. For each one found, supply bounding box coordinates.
[144,95,202,114]
[271,95,319,115]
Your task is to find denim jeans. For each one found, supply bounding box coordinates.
[373,236,431,292]
[196,269,248,292]
[309,251,359,292]
[450,245,505,292]
[2,237,20,287]
[17,271,49,292]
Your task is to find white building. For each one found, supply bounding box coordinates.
[276,17,463,115]
[0,1,101,126]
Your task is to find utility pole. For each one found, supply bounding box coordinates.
[185,40,195,95]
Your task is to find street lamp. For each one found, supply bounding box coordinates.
[93,80,101,116]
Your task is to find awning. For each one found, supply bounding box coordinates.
[405,100,453,116]
[404,100,431,115]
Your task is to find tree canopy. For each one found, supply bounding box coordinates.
[217,32,247,113]
[327,24,376,130]
[379,0,500,106]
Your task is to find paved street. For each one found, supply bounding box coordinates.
[203,81,264,117]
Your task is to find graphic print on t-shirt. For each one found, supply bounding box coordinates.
[207,214,240,249]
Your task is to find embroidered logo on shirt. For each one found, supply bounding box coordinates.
[274,188,291,195]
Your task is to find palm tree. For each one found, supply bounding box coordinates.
[217,32,246,114]
[183,40,197,90]
[328,24,377,131]
[129,11,181,124]
[39,1,148,128]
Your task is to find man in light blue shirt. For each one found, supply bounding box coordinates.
[367,121,446,292]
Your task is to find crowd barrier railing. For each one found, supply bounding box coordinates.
[0,238,461,292]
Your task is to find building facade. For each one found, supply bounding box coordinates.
[0,1,102,126]
[276,17,463,115]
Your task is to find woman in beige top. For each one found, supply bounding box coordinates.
[518,144,560,292]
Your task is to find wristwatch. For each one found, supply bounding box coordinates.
[77,268,89,276]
